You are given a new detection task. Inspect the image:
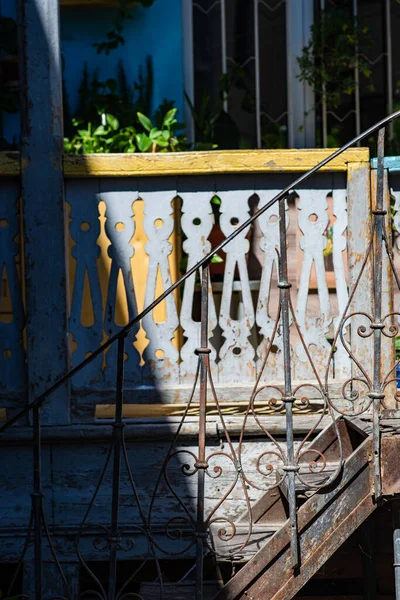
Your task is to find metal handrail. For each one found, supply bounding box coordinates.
[2,108,400,433]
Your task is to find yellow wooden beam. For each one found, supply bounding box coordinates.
[96,401,324,419]
[60,0,137,5]
[64,149,369,177]
[0,152,21,176]
[0,148,370,178]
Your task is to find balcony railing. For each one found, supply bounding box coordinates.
[1,112,400,598]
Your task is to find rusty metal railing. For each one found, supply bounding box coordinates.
[2,110,400,599]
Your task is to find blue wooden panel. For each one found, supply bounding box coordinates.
[19,0,70,423]
[371,156,400,171]
[0,178,26,396]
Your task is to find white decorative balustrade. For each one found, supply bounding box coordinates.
[64,169,363,418]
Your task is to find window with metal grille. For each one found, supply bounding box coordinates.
[191,0,288,149]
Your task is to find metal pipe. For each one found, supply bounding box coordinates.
[320,0,328,147]
[278,197,299,569]
[353,0,361,143]
[221,0,228,112]
[370,127,385,501]
[254,0,262,148]
[182,0,195,145]
[195,263,210,600]
[32,406,43,600]
[108,335,125,599]
[4,108,400,433]
[385,0,393,141]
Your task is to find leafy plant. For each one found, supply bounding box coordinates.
[395,336,400,361]
[135,108,185,152]
[64,107,186,154]
[297,9,373,110]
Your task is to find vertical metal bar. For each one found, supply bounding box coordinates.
[320,0,328,147]
[353,0,361,144]
[254,0,262,148]
[278,197,299,569]
[220,0,228,112]
[32,406,43,600]
[286,0,294,148]
[195,263,211,600]
[385,0,394,141]
[371,127,386,501]
[182,0,195,145]
[393,501,400,599]
[108,335,125,600]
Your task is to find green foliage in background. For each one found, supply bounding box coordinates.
[64,59,187,153]
[94,0,155,55]
[297,10,373,109]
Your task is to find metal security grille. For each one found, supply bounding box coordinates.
[191,0,400,149]
[192,0,288,149]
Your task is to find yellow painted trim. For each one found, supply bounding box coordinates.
[0,152,21,177]
[60,0,137,5]
[0,149,370,178]
[96,401,323,419]
[64,149,370,177]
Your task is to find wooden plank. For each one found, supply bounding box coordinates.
[0,149,369,178]
[95,401,328,419]
[63,149,369,177]
[0,416,334,443]
[0,409,6,422]
[346,162,373,411]
[212,435,373,600]
[0,152,20,176]
[19,0,70,423]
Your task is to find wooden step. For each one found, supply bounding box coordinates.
[212,424,375,600]
[210,523,281,560]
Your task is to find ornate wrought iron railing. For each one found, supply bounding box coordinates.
[2,110,400,599]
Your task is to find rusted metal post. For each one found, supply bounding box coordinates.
[393,501,400,599]
[32,405,43,599]
[195,262,211,600]
[108,334,125,599]
[370,127,386,501]
[278,196,299,569]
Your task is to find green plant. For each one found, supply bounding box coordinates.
[64,107,186,154]
[395,337,400,362]
[297,9,373,110]
[135,109,185,152]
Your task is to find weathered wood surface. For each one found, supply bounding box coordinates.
[64,171,362,409]
[19,0,70,424]
[0,149,370,178]
[0,179,25,398]
[0,435,317,561]
[213,435,375,600]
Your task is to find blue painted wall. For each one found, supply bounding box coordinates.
[1,0,184,144]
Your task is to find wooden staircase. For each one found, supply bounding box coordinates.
[211,418,378,600]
